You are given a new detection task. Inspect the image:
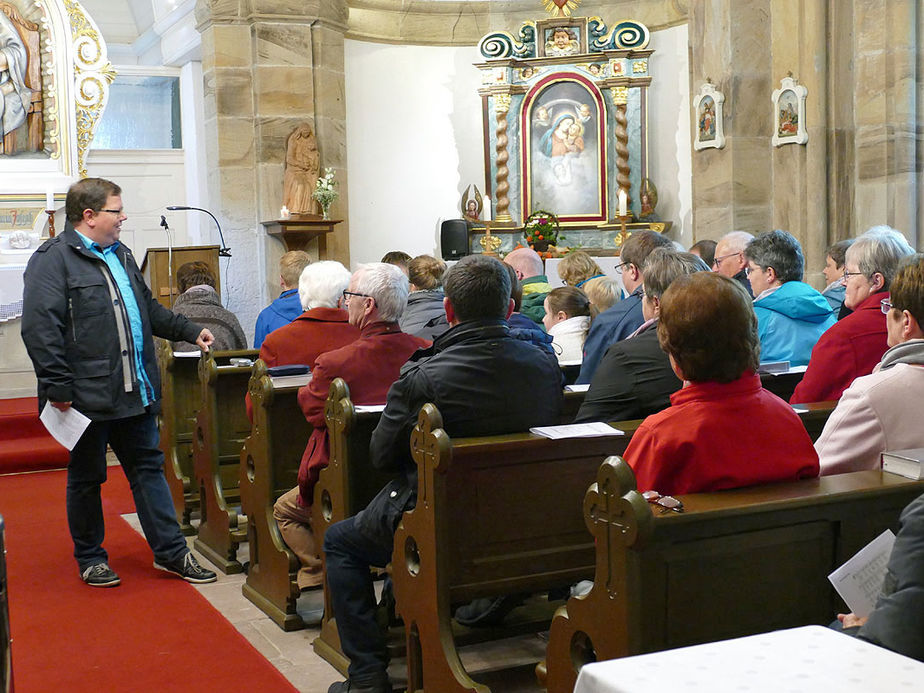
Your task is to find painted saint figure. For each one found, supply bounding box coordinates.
[0,11,30,153]
[283,124,321,214]
[541,114,584,185]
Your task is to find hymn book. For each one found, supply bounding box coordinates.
[828,529,896,619]
[881,448,924,480]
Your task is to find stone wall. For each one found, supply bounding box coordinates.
[196,0,350,334]
[690,0,923,288]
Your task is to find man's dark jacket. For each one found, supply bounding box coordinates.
[354,318,563,545]
[857,492,924,661]
[575,321,681,424]
[21,222,202,420]
[576,287,644,384]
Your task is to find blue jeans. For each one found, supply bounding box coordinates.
[67,412,188,570]
[323,516,394,685]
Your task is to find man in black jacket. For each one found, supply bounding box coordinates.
[323,254,563,693]
[576,249,710,424]
[21,177,217,588]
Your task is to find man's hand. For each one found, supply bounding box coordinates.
[196,328,215,352]
[51,401,72,411]
[837,612,868,629]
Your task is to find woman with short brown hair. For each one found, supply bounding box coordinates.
[622,272,819,495]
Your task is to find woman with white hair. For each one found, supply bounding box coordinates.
[791,226,915,404]
[256,260,359,369]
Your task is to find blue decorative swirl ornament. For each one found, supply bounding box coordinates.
[479,32,516,58]
[612,21,650,50]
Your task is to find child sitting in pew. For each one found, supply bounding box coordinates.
[623,272,819,495]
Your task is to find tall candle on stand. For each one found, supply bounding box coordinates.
[618,189,627,218]
[483,195,491,222]
[46,188,54,211]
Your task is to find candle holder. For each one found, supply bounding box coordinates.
[614,215,631,250]
[45,209,56,238]
[479,221,502,256]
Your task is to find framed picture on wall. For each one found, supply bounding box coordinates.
[692,81,725,150]
[521,73,608,224]
[772,75,808,146]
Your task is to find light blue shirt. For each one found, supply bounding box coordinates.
[74,229,153,406]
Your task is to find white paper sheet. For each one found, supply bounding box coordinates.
[529,422,624,439]
[564,383,590,392]
[828,529,896,618]
[39,401,91,451]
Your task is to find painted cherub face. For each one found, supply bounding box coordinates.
[553,30,570,48]
[567,123,581,138]
[579,104,591,118]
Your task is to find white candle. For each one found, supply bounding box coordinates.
[618,189,627,218]
[483,195,491,222]
[46,188,54,210]
[280,205,290,219]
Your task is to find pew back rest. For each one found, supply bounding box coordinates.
[247,360,312,496]
[198,348,259,485]
[404,404,642,604]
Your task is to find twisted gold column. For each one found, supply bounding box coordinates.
[493,94,514,224]
[612,87,631,210]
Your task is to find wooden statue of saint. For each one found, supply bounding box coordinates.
[1,2,43,155]
[283,123,320,214]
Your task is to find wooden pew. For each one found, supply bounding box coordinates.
[759,368,805,402]
[391,404,636,693]
[539,459,924,693]
[239,360,312,630]
[156,339,201,535]
[312,379,394,672]
[191,347,258,573]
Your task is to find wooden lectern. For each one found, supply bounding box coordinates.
[141,245,221,309]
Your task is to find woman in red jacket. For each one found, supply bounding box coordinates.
[792,226,915,404]
[624,272,818,495]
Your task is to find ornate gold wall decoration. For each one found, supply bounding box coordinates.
[64,0,114,177]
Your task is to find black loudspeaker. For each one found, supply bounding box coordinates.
[1,515,10,693]
[440,219,470,261]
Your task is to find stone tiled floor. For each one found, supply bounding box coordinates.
[122,512,548,693]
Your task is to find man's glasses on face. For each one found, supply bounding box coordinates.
[342,290,373,305]
[613,260,630,274]
[881,298,893,315]
[99,208,123,215]
[712,251,741,270]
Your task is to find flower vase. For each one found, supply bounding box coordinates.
[320,202,331,220]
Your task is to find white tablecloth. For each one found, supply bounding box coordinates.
[0,263,27,322]
[574,625,924,693]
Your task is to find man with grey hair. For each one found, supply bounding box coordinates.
[792,225,915,403]
[744,229,835,366]
[323,254,562,693]
[576,248,710,423]
[713,230,755,296]
[277,263,428,593]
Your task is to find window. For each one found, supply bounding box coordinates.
[92,75,182,149]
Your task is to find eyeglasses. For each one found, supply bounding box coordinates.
[613,260,631,274]
[881,298,893,315]
[342,290,373,304]
[744,265,768,277]
[712,252,741,269]
[99,208,124,215]
[842,269,864,281]
[642,490,684,514]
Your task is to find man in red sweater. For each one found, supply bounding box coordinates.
[273,263,428,591]
[792,226,914,404]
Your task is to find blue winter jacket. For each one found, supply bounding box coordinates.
[253,288,303,348]
[753,281,835,366]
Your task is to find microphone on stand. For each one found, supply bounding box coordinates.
[165,205,231,257]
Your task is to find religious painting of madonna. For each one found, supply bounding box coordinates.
[522,77,606,223]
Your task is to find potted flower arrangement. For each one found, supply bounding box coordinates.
[312,167,338,220]
[522,210,564,253]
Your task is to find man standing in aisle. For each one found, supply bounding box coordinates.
[21,177,218,588]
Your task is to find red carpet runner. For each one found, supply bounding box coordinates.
[0,468,297,692]
[0,397,70,474]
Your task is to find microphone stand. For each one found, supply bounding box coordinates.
[165,205,232,257]
[160,215,175,307]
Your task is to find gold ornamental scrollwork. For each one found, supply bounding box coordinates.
[65,0,115,178]
[611,86,628,105]
[494,93,512,114]
[632,60,648,74]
